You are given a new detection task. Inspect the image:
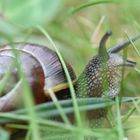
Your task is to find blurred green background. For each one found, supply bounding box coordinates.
[0,0,140,139]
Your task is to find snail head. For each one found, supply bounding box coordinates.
[99,30,136,69]
[80,30,138,98]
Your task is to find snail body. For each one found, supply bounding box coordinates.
[0,31,139,113]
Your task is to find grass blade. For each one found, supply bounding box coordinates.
[36,26,82,128]
[115,97,124,140]
[70,0,118,14]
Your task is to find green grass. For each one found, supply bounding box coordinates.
[0,0,140,140]
[37,26,79,126]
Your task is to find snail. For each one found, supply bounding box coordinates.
[0,30,139,114]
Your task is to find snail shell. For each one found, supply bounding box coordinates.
[0,43,76,112]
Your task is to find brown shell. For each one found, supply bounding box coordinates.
[0,49,46,111]
[0,43,76,108]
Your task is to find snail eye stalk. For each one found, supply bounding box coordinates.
[99,30,112,62]
[109,33,140,53]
